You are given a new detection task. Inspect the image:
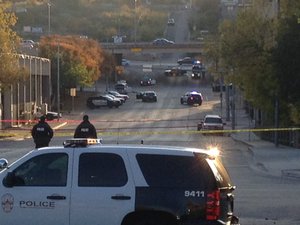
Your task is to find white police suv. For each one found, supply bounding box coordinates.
[0,139,239,225]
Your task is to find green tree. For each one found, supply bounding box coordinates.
[272,15,300,125]
[218,1,278,113]
[0,3,22,89]
[209,0,300,126]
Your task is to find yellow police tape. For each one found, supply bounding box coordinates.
[2,127,299,139]
[52,127,300,137]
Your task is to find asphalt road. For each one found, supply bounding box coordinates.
[1,78,300,225]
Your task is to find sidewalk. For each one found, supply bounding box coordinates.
[230,106,300,180]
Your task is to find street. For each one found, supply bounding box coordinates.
[1,77,300,225]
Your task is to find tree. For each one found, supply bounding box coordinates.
[218,1,278,114]
[0,3,22,89]
[39,35,105,91]
[272,15,300,125]
[209,0,300,126]
[190,0,221,38]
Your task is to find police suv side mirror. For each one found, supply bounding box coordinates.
[0,158,8,169]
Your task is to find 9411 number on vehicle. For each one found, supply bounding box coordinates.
[185,190,205,197]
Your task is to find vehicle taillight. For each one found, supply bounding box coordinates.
[206,189,220,220]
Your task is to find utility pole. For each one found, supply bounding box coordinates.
[47,2,51,35]
[274,0,280,147]
[134,0,137,43]
[231,85,236,130]
[57,41,60,120]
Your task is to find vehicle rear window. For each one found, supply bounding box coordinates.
[115,84,127,89]
[136,154,216,188]
[205,117,222,124]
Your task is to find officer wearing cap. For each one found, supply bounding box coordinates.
[74,115,97,138]
[31,116,54,148]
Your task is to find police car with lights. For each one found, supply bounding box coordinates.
[0,139,239,225]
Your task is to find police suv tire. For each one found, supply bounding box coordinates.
[180,99,183,104]
[126,213,176,225]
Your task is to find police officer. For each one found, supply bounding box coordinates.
[31,116,54,148]
[74,115,97,138]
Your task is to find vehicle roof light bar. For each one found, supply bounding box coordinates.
[63,138,102,148]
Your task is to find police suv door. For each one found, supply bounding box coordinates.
[70,147,135,225]
[0,149,72,225]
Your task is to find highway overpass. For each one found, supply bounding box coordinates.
[100,42,204,54]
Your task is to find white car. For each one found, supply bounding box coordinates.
[197,114,226,135]
[20,40,35,48]
[121,59,130,66]
[0,138,238,225]
[167,18,175,25]
[107,90,129,101]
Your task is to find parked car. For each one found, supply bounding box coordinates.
[198,114,226,136]
[104,94,125,104]
[180,91,203,106]
[140,76,156,86]
[121,59,130,66]
[136,91,145,100]
[167,18,175,25]
[152,38,175,45]
[34,111,62,121]
[20,39,36,48]
[86,95,121,109]
[138,91,157,102]
[0,138,239,225]
[114,82,129,94]
[45,111,62,121]
[107,90,129,101]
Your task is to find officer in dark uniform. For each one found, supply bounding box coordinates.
[74,115,97,138]
[31,116,54,148]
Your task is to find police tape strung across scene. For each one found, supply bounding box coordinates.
[1,127,299,138]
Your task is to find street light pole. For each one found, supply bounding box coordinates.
[48,2,51,35]
[57,41,60,119]
[134,0,137,43]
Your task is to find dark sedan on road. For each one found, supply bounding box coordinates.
[140,76,156,86]
[137,91,157,102]
[180,91,203,106]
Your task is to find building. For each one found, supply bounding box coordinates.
[0,54,51,129]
